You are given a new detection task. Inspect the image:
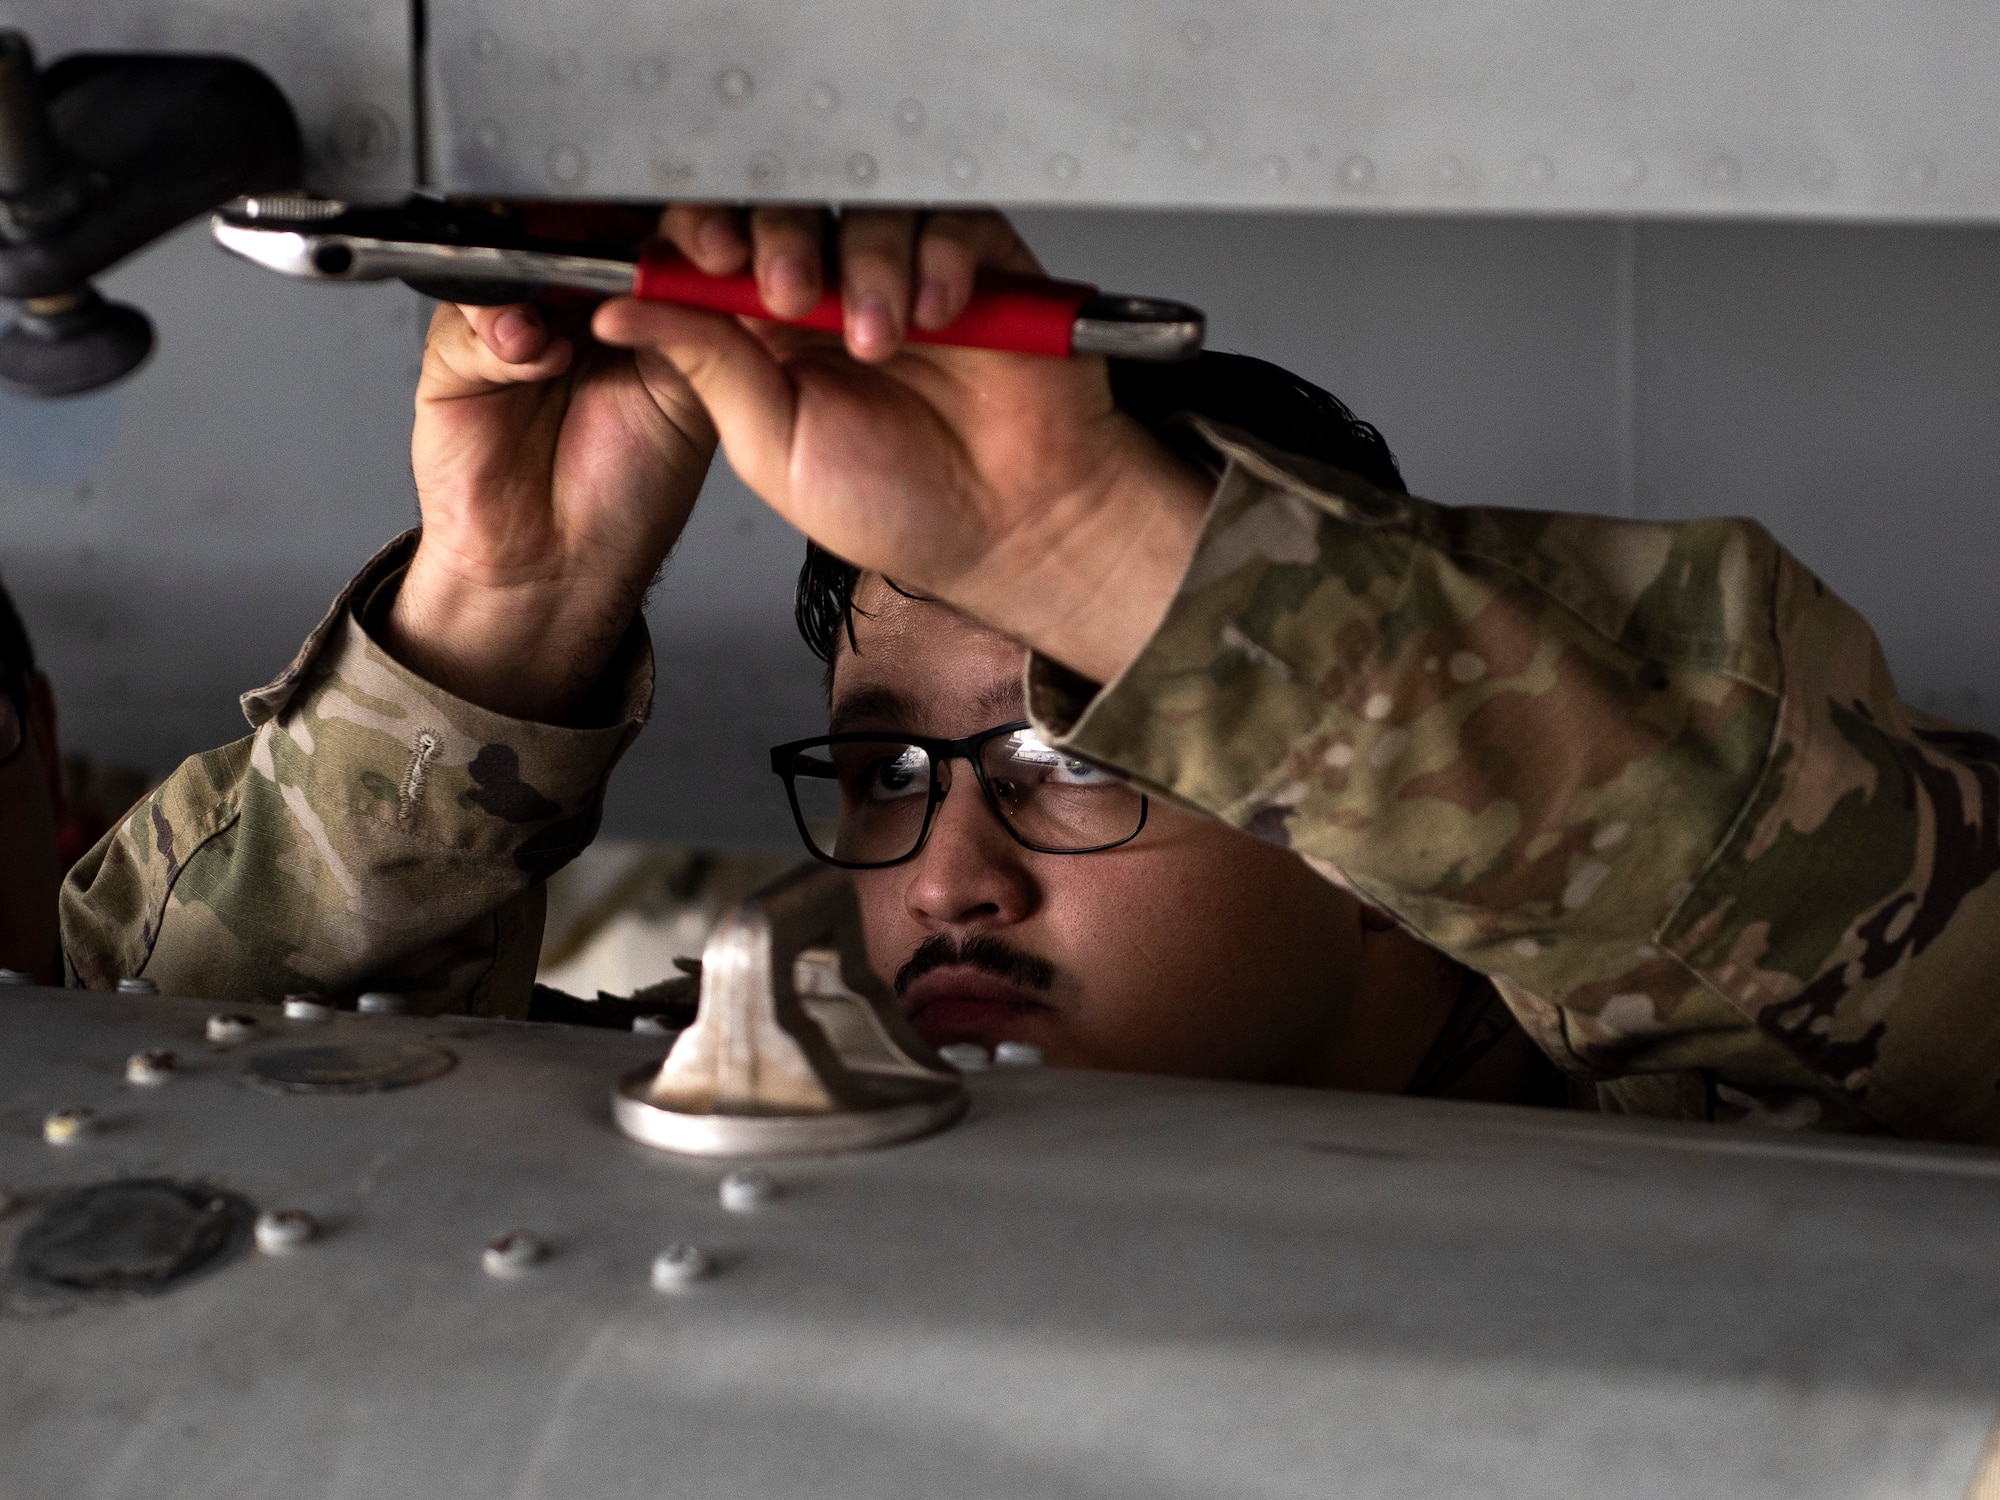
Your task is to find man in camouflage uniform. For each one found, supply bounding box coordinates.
[61,207,2000,1143]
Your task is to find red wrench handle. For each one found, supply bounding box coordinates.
[632,242,1097,357]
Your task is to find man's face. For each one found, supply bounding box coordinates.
[0,670,64,984]
[831,576,1385,1086]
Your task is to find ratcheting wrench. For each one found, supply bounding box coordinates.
[211,196,1205,361]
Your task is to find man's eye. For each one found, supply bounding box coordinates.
[1047,758,1115,786]
[865,749,929,800]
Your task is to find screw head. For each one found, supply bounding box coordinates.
[482,1230,545,1278]
[255,1208,317,1254]
[283,994,333,1022]
[938,1042,991,1072]
[43,1106,95,1144]
[116,977,159,995]
[719,1168,777,1213]
[125,1049,177,1086]
[357,991,407,1015]
[652,1242,712,1290]
[206,1013,257,1045]
[994,1040,1044,1068]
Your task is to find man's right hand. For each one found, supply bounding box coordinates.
[389,296,719,723]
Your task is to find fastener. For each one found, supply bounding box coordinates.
[206,1013,257,1044]
[254,1208,317,1253]
[116,977,159,995]
[43,1106,95,1144]
[125,1049,177,1085]
[357,991,407,1015]
[719,1168,777,1212]
[632,1014,677,1036]
[283,994,334,1022]
[994,1041,1044,1068]
[651,1242,711,1290]
[482,1229,544,1278]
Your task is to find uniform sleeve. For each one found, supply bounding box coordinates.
[59,531,652,1018]
[1029,420,2000,1143]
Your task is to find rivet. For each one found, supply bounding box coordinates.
[894,98,926,134]
[1431,154,1467,188]
[633,56,669,89]
[717,68,754,105]
[549,49,581,83]
[1180,18,1214,49]
[472,120,503,152]
[1520,154,1556,187]
[357,991,407,1015]
[1904,156,1938,191]
[1254,154,1289,182]
[651,156,696,187]
[43,1106,94,1145]
[632,1014,677,1036]
[1704,154,1742,188]
[0,968,32,986]
[206,1013,257,1045]
[125,1049,176,1086]
[948,154,979,183]
[330,105,396,169]
[482,1230,544,1278]
[1338,154,1376,190]
[939,1041,991,1072]
[1181,126,1212,158]
[846,152,878,185]
[1046,152,1081,184]
[116,977,159,995]
[1113,119,1140,151]
[809,82,840,114]
[994,1040,1044,1068]
[1803,156,1838,190]
[255,1208,317,1254]
[748,152,783,188]
[1613,155,1647,188]
[283,994,334,1022]
[470,29,500,60]
[547,144,588,186]
[652,1243,712,1290]
[719,1168,777,1213]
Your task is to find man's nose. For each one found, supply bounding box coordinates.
[902,767,1037,930]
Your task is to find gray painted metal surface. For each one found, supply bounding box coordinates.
[3,983,1998,1498]
[424,0,2000,221]
[0,0,415,202]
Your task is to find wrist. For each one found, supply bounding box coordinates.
[971,420,1210,684]
[383,543,643,723]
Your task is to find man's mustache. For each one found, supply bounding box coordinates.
[894,933,1056,996]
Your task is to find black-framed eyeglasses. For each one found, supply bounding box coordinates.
[0,672,27,771]
[769,720,1149,870]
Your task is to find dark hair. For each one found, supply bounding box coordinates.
[794,352,1405,672]
[0,574,33,683]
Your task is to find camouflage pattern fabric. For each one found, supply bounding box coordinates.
[1030,419,2000,1143]
[60,531,651,1017]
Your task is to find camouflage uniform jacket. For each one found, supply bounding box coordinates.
[61,429,2000,1142]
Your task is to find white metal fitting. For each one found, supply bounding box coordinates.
[651,1243,712,1291]
[283,994,334,1022]
[254,1208,317,1254]
[994,1041,1044,1068]
[482,1230,544,1278]
[206,1013,257,1044]
[938,1042,991,1072]
[115,977,159,995]
[0,967,34,986]
[125,1049,177,1086]
[42,1106,95,1144]
[357,991,407,1015]
[719,1168,777,1213]
[632,1015,677,1036]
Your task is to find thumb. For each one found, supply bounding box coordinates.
[592,297,798,508]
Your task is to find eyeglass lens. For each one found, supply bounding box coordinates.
[784,730,1143,865]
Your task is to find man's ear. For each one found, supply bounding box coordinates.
[26,671,64,818]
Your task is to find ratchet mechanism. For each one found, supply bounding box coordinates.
[212,196,1204,361]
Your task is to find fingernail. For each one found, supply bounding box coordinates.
[850,291,896,354]
[767,255,813,312]
[914,277,952,330]
[494,309,530,348]
[697,216,739,260]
